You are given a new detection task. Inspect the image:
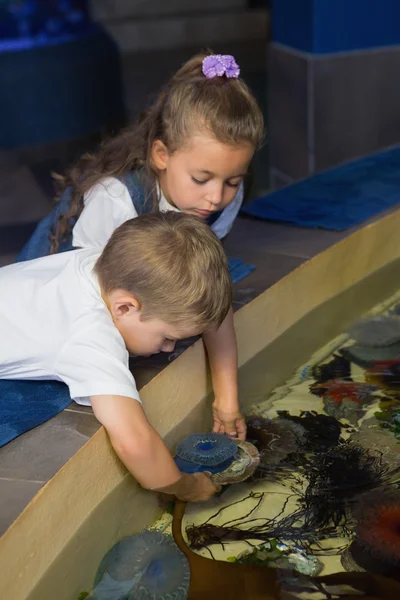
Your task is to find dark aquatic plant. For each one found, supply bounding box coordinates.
[185,440,400,558]
[311,354,352,384]
[276,411,344,450]
[185,491,340,557]
[297,441,397,532]
[87,530,190,600]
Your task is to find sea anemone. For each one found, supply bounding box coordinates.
[276,411,343,450]
[88,530,190,600]
[297,441,393,531]
[353,489,400,571]
[323,397,371,425]
[246,415,305,467]
[352,417,400,471]
[340,342,400,368]
[310,380,376,403]
[365,360,400,390]
[311,354,352,383]
[349,316,400,347]
[211,440,259,485]
[174,433,237,473]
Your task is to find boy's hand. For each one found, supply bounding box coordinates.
[176,472,221,502]
[156,472,221,502]
[91,395,222,502]
[212,401,247,440]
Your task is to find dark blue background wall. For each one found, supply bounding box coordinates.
[273,0,400,54]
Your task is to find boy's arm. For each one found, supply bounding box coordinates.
[90,394,220,501]
[202,307,246,440]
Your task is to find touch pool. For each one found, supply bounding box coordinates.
[78,292,400,599]
[1,210,400,600]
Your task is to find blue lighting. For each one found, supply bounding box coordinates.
[0,1,92,53]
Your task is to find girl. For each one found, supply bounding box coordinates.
[18,51,264,441]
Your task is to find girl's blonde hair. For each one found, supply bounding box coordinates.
[95,212,232,330]
[51,50,264,252]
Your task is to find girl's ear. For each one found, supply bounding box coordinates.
[151,139,169,171]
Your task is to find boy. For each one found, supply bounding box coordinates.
[0,213,234,501]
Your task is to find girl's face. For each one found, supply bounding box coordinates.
[152,134,254,219]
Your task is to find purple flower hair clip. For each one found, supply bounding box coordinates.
[202,54,240,79]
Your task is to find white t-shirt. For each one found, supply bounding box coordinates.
[72,177,243,249]
[0,249,139,407]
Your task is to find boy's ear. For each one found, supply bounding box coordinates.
[108,292,141,321]
[151,139,169,171]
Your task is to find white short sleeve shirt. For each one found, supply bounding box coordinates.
[72,176,243,250]
[0,249,140,406]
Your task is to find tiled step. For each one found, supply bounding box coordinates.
[0,253,18,268]
[0,166,52,261]
[0,167,52,227]
[102,9,269,53]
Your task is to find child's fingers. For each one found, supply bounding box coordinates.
[203,471,222,494]
[236,418,247,441]
[222,418,238,438]
[213,413,247,440]
[222,417,246,440]
[213,421,224,434]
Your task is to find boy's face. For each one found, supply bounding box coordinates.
[152,133,254,218]
[121,315,200,356]
[107,291,202,356]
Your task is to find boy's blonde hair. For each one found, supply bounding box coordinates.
[95,212,232,330]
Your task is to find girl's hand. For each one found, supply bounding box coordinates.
[212,401,246,440]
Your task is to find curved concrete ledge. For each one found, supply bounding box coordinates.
[1,210,400,600]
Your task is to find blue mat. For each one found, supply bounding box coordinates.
[228,258,255,283]
[0,379,71,447]
[242,146,400,230]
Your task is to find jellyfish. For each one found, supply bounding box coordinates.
[87,530,190,600]
[174,433,238,474]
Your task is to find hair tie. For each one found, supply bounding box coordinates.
[202,54,240,79]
